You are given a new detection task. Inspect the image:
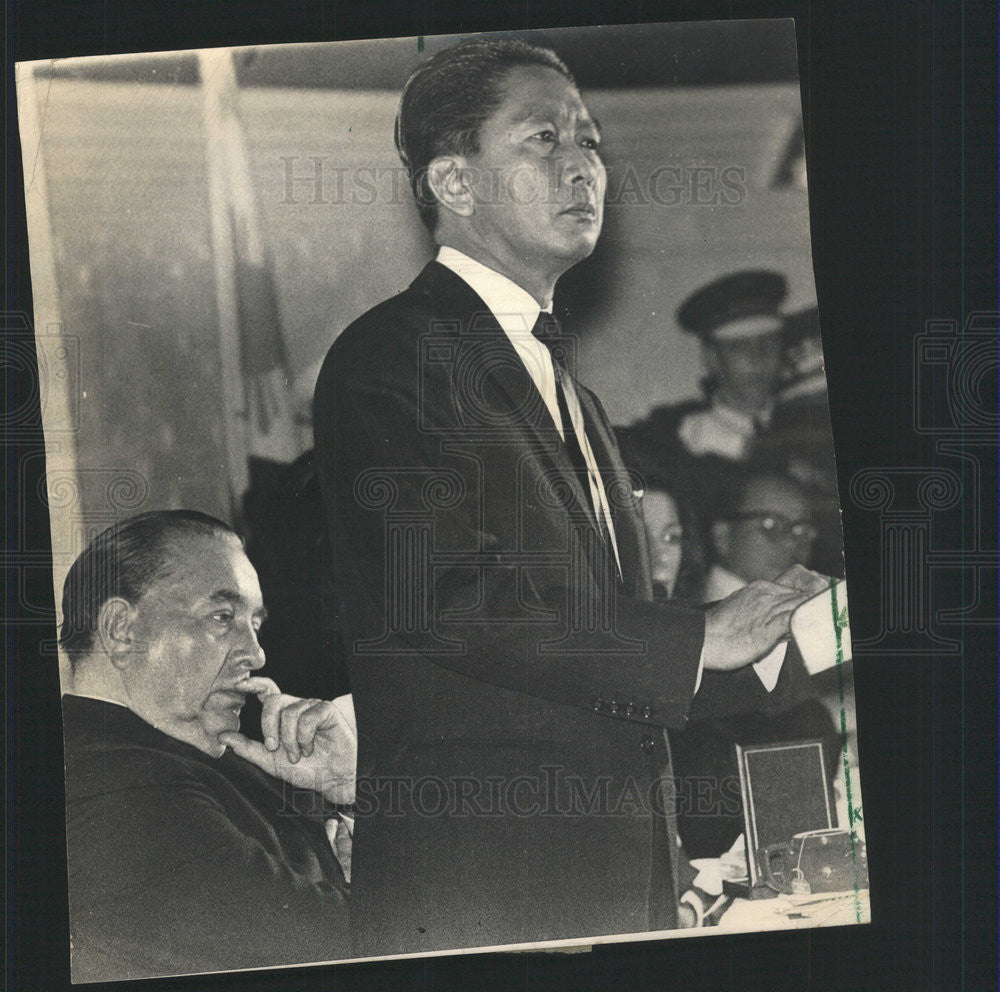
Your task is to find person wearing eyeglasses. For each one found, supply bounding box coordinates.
[617,273,844,578]
[706,470,819,596]
[669,469,840,859]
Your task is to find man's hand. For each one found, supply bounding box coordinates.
[773,563,833,598]
[218,678,357,805]
[702,581,811,672]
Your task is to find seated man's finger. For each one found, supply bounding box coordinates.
[295,702,327,758]
[295,700,344,759]
[218,730,275,776]
[259,689,300,753]
[278,697,321,763]
[242,676,281,698]
[241,675,284,749]
[299,703,357,801]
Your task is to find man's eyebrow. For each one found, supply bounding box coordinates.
[208,589,268,620]
[513,106,602,136]
[208,589,242,607]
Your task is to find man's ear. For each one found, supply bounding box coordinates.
[710,520,731,561]
[96,597,137,669]
[425,155,476,219]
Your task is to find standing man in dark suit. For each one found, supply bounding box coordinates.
[313,36,826,955]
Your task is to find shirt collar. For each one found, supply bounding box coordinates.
[63,690,130,709]
[436,245,550,336]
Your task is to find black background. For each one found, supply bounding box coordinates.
[6,2,997,991]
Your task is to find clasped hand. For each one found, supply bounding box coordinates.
[702,564,831,672]
[218,679,357,805]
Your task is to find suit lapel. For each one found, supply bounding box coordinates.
[411,263,598,528]
[574,384,652,597]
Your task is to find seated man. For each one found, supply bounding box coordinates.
[669,470,841,858]
[58,510,355,982]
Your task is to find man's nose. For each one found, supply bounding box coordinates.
[235,627,266,670]
[561,144,600,187]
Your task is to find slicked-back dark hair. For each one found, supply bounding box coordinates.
[59,510,241,664]
[395,36,575,231]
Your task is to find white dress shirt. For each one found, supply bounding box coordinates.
[703,564,786,691]
[435,247,759,697]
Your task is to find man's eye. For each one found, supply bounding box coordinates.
[211,612,234,624]
[531,129,557,143]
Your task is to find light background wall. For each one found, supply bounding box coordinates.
[36,72,817,526]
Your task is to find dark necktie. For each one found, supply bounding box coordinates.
[531,311,602,528]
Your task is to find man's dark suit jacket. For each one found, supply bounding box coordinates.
[314,261,807,956]
[62,695,349,982]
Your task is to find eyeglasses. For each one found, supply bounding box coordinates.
[731,512,818,542]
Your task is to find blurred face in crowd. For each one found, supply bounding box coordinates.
[713,475,816,584]
[116,532,267,756]
[643,490,684,596]
[453,64,605,295]
[705,331,785,413]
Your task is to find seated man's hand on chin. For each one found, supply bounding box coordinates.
[218,678,357,805]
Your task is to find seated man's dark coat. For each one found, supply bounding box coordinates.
[62,695,349,983]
